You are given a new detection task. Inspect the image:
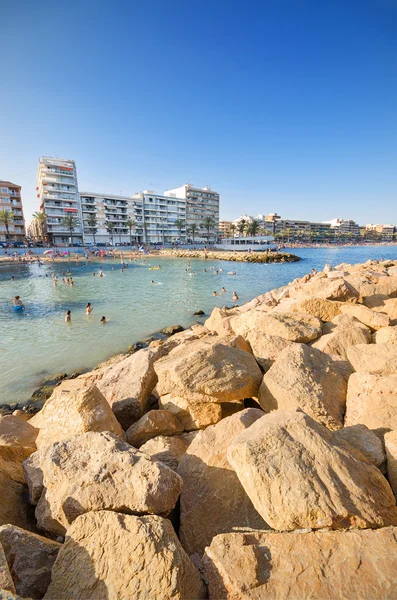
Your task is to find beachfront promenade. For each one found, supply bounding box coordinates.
[1,257,397,598]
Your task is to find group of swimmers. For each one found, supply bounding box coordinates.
[213,289,239,301]
[65,304,106,324]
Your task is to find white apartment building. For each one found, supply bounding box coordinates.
[131,191,187,244]
[80,192,140,244]
[0,181,25,242]
[37,157,83,244]
[164,184,219,241]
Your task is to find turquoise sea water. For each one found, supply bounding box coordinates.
[1,245,397,403]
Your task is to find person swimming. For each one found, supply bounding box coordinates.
[221,287,227,293]
[93,272,96,276]
[12,296,24,311]
[151,280,155,284]
[10,276,14,281]
[86,303,93,315]
[227,271,236,275]
[99,270,103,277]
[213,291,219,296]
[232,291,239,301]
[65,310,71,322]
[100,316,106,324]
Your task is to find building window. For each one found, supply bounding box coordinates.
[1,188,8,194]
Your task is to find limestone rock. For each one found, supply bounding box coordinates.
[0,525,60,599]
[96,346,167,429]
[245,332,293,371]
[158,395,222,430]
[0,542,15,594]
[26,431,183,537]
[29,380,123,450]
[258,344,347,430]
[140,432,197,470]
[177,409,267,556]
[374,326,397,344]
[22,452,43,506]
[125,409,183,447]
[0,472,31,530]
[330,355,355,382]
[293,297,343,321]
[333,424,386,470]
[155,337,262,403]
[227,410,397,530]
[204,307,235,336]
[290,277,359,302]
[312,322,371,359]
[345,373,397,439]
[359,277,397,301]
[0,416,38,484]
[340,304,390,330]
[347,343,397,375]
[202,528,397,600]
[44,511,205,600]
[385,431,397,497]
[231,310,322,343]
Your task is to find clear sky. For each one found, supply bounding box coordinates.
[1,0,396,225]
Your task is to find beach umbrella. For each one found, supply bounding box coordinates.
[43,250,54,254]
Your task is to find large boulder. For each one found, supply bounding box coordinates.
[96,347,167,429]
[0,525,60,599]
[158,395,222,430]
[374,326,397,344]
[202,527,397,600]
[140,432,197,471]
[177,409,267,557]
[245,332,293,371]
[125,410,183,448]
[0,542,15,594]
[231,310,322,343]
[289,277,359,302]
[340,304,390,330]
[29,380,123,450]
[227,410,397,531]
[258,344,347,430]
[347,343,397,375]
[0,416,38,483]
[385,431,397,497]
[155,337,262,403]
[44,511,205,600]
[345,373,397,439]
[0,471,31,530]
[204,307,235,336]
[333,424,386,470]
[359,277,397,301]
[293,297,343,321]
[24,431,183,537]
[312,321,371,359]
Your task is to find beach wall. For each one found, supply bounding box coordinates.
[1,258,397,598]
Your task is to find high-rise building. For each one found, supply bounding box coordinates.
[0,181,26,242]
[37,157,83,244]
[80,192,140,244]
[164,184,219,241]
[219,220,232,238]
[131,191,187,244]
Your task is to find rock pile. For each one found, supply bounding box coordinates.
[162,248,300,263]
[1,258,397,599]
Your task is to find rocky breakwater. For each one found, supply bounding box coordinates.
[161,248,300,262]
[1,258,397,599]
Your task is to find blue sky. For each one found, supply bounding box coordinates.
[1,0,396,224]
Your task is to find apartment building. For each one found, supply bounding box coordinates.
[80,192,140,244]
[0,181,25,242]
[131,191,187,244]
[37,157,83,244]
[365,223,395,240]
[164,184,219,241]
[219,221,232,238]
[326,218,359,235]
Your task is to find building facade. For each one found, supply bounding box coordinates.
[131,191,187,244]
[219,220,232,238]
[37,157,83,244]
[164,184,219,240]
[80,192,139,244]
[365,223,395,240]
[0,181,25,242]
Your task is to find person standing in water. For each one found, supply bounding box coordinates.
[86,303,93,315]
[100,316,106,324]
[232,291,239,302]
[12,296,24,311]
[65,310,71,322]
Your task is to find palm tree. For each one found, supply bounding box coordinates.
[32,211,47,241]
[237,219,246,237]
[61,214,79,246]
[0,209,14,240]
[201,217,216,243]
[175,219,185,241]
[105,221,115,246]
[188,223,199,244]
[86,214,98,245]
[125,218,136,246]
[247,220,260,237]
[229,223,237,238]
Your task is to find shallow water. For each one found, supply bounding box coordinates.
[1,245,396,403]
